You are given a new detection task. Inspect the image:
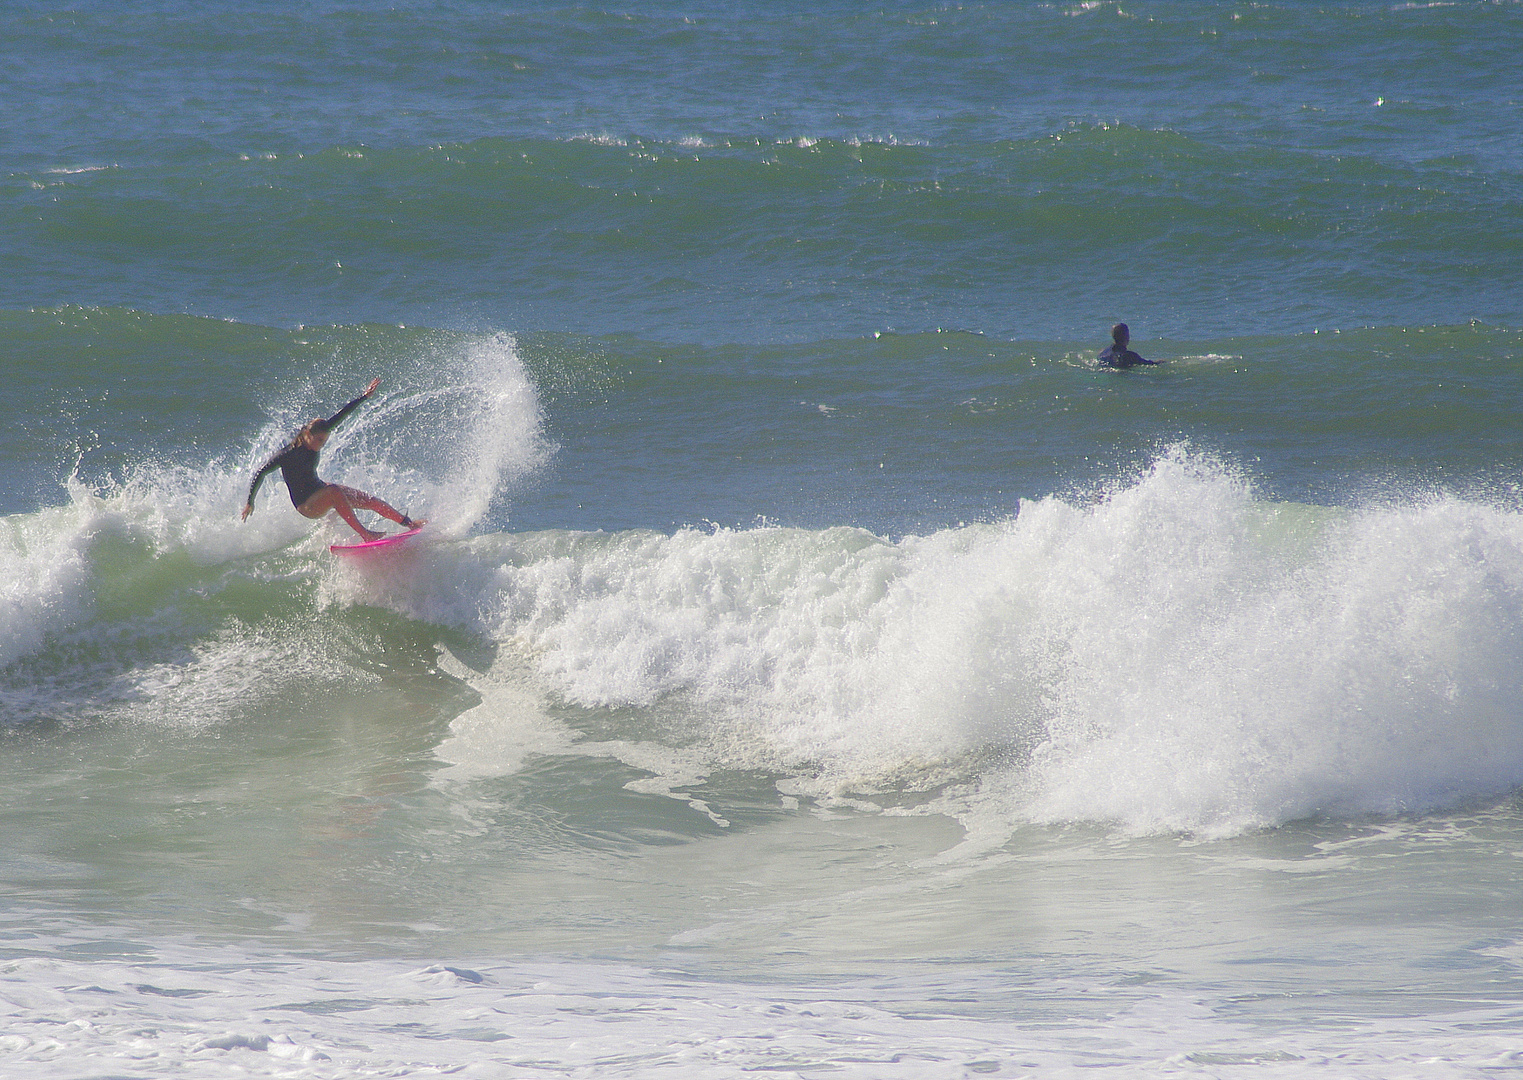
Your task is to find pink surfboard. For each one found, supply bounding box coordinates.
[330,526,425,555]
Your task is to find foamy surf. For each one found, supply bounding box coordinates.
[322,449,1523,839]
[4,944,1521,1079]
[10,418,1522,841]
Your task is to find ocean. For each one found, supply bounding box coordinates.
[4,1,1523,1076]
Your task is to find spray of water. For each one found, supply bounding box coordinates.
[0,332,548,672]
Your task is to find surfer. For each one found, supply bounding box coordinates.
[241,377,425,542]
[1098,323,1157,369]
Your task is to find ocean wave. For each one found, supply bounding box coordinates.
[7,454,1523,833]
[343,449,1523,838]
[6,310,1523,836]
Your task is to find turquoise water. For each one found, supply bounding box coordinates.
[4,3,1523,1077]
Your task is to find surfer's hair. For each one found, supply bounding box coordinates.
[291,417,328,449]
[1111,322,1130,344]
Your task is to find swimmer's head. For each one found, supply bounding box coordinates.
[1111,322,1130,346]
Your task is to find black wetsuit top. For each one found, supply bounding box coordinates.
[1098,345,1155,369]
[246,391,368,510]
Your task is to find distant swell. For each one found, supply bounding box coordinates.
[9,125,1518,339]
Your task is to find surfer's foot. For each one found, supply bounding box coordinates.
[399,516,426,530]
[359,528,385,542]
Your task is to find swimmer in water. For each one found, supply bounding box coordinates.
[1098,322,1157,369]
[241,377,425,542]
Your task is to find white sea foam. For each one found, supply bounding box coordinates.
[568,132,629,147]
[1022,469,1523,836]
[0,944,1519,1079]
[432,650,574,780]
[0,497,98,672]
[393,449,1523,838]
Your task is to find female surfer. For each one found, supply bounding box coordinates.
[241,377,425,542]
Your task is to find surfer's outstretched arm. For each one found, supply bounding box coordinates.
[322,377,381,433]
[241,454,283,520]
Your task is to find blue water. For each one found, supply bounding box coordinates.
[4,3,1523,1076]
[7,2,1521,341]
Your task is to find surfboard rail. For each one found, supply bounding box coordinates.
[330,526,425,555]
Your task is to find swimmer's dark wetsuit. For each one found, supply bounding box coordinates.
[1098,345,1156,369]
[246,390,368,510]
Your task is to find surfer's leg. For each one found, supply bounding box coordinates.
[329,485,422,529]
[297,485,385,542]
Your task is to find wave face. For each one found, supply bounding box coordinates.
[7,308,1520,525]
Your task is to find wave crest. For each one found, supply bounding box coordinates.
[417,449,1523,837]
